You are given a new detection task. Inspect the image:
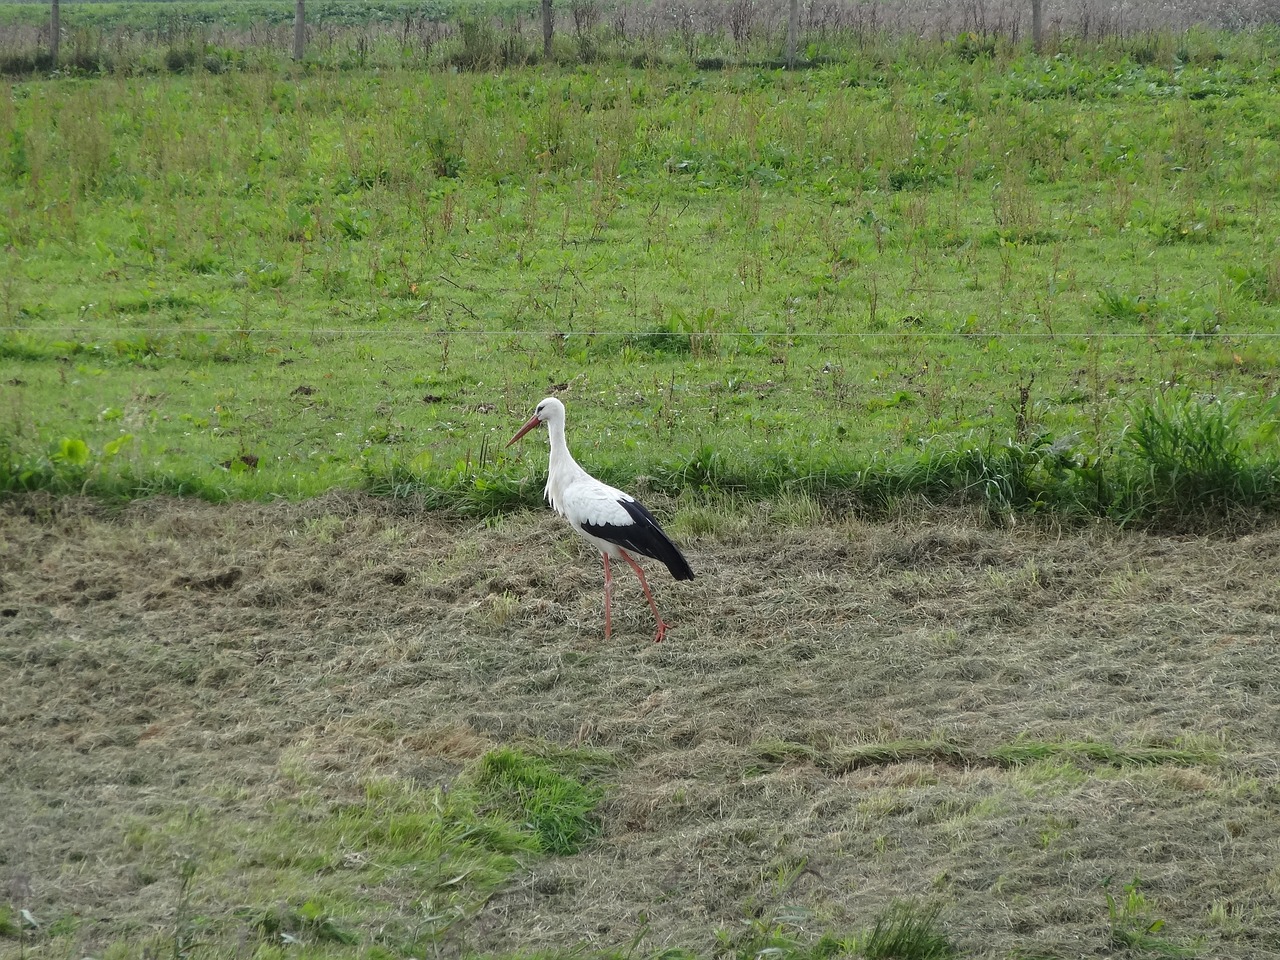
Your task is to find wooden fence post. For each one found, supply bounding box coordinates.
[293,0,306,60]
[50,0,60,66]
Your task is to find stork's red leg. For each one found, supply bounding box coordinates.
[602,553,613,641]
[620,550,671,642]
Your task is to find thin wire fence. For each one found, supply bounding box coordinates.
[3,327,1277,339]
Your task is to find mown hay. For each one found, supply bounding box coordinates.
[2,495,1279,957]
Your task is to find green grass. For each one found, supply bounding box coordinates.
[2,33,1280,525]
[97,746,605,956]
[469,746,606,855]
[751,736,1220,775]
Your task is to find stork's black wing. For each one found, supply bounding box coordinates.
[581,498,694,581]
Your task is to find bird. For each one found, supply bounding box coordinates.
[507,396,694,643]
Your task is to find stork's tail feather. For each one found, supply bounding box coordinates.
[662,545,695,582]
[633,528,694,581]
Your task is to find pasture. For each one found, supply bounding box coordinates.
[2,10,1280,959]
[1,34,1279,516]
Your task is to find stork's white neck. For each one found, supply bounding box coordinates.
[543,412,584,514]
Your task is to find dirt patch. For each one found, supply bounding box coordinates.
[2,494,1279,957]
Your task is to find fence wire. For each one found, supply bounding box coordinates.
[4,327,1279,340]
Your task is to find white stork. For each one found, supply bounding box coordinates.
[507,396,694,642]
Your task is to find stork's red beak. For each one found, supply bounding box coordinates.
[507,414,542,447]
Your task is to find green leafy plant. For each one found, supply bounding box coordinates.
[50,436,92,467]
[1104,876,1197,957]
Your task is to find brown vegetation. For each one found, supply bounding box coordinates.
[2,494,1279,956]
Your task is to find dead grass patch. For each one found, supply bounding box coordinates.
[2,495,1279,957]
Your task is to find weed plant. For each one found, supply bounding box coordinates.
[1105,877,1199,958]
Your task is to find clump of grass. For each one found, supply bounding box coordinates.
[717,900,956,960]
[1124,390,1279,518]
[468,746,605,855]
[1154,211,1218,245]
[655,444,754,494]
[244,900,358,945]
[714,909,830,959]
[1095,288,1154,324]
[73,738,619,957]
[844,439,1092,519]
[859,901,957,959]
[264,774,540,935]
[0,438,249,503]
[822,739,971,773]
[0,434,136,497]
[1225,264,1280,305]
[449,16,503,71]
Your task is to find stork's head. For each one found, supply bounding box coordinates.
[507,396,565,446]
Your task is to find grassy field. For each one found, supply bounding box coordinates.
[3,495,1280,959]
[2,32,1280,522]
[2,23,1280,960]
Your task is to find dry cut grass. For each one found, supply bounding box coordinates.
[1,493,1279,958]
